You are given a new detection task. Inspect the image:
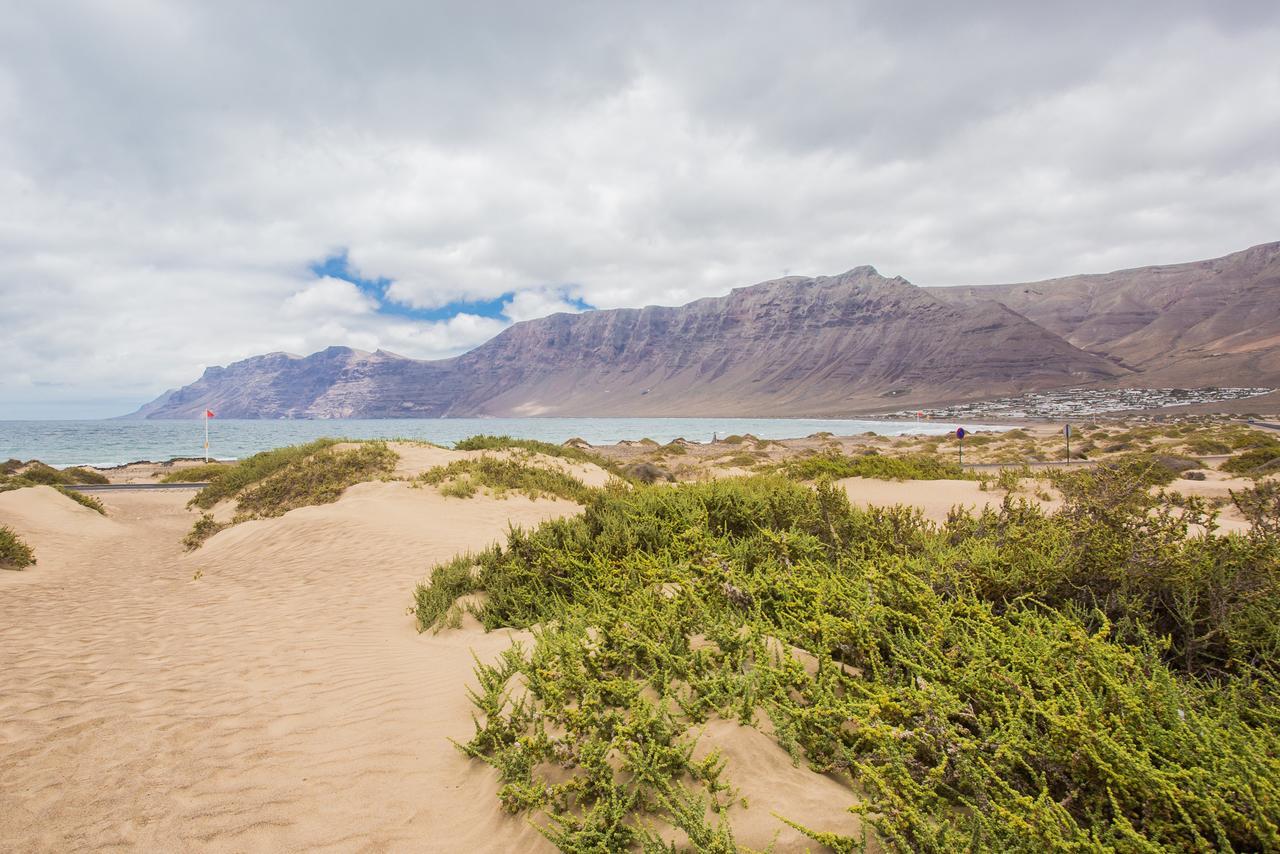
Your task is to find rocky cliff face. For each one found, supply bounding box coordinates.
[929,241,1280,387]
[128,266,1126,418]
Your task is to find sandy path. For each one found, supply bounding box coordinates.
[0,482,572,852]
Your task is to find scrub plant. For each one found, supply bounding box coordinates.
[0,524,35,569]
[416,473,1280,851]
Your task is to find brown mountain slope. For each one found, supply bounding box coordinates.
[129,267,1124,418]
[928,241,1280,386]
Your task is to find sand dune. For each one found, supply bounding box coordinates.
[0,481,573,852]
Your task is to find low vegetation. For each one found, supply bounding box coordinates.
[17,462,110,486]
[159,463,229,483]
[55,486,106,515]
[453,435,624,476]
[776,450,972,482]
[415,472,1280,851]
[182,513,226,551]
[1222,444,1280,478]
[189,439,342,509]
[0,467,108,515]
[420,456,596,503]
[183,440,398,547]
[0,524,36,570]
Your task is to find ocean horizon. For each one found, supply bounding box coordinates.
[0,417,1009,468]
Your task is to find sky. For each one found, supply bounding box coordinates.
[1,2,1278,418]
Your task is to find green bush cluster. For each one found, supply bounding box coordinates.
[233,442,397,519]
[159,463,230,483]
[416,474,1280,851]
[189,439,341,509]
[182,513,226,551]
[183,440,397,546]
[777,451,972,482]
[0,524,36,570]
[1223,445,1280,478]
[420,456,597,503]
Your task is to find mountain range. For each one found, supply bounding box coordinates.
[129,241,1280,419]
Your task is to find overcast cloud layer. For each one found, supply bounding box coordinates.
[2,1,1278,416]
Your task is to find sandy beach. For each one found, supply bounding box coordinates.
[0,446,871,851]
[0,474,577,851]
[1,432,1273,851]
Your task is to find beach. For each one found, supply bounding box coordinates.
[1,427,1276,851]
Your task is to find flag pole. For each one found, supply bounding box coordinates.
[204,411,209,463]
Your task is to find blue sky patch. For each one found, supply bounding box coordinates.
[309,251,592,321]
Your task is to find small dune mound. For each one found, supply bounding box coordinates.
[0,485,121,571]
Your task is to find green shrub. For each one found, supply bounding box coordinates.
[416,474,1280,850]
[421,456,595,503]
[189,439,341,509]
[777,451,972,481]
[1222,446,1280,477]
[233,442,397,519]
[159,463,229,483]
[0,525,35,569]
[439,477,478,499]
[55,486,106,515]
[182,513,226,550]
[1185,436,1232,455]
[181,441,397,549]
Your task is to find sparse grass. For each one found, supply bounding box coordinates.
[182,440,397,548]
[0,473,107,515]
[420,456,595,503]
[776,450,973,481]
[182,514,226,550]
[0,525,35,570]
[7,461,108,485]
[439,477,478,498]
[55,486,106,515]
[189,439,341,509]
[453,435,624,476]
[159,463,229,483]
[233,442,398,519]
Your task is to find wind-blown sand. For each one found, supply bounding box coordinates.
[0,480,576,851]
[1,459,867,851]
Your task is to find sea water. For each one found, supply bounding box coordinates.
[0,418,1008,468]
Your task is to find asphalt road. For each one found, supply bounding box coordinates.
[64,482,210,492]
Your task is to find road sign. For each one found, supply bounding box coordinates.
[956,427,967,439]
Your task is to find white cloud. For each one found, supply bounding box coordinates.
[283,277,378,317]
[0,2,1278,416]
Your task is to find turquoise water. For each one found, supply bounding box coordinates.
[0,418,1005,468]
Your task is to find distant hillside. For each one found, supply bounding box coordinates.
[929,241,1280,388]
[128,266,1124,418]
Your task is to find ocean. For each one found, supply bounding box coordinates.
[0,417,1005,468]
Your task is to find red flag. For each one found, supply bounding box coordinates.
[205,410,215,418]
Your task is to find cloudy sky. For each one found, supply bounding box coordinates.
[2,2,1278,417]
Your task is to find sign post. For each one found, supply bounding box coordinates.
[204,409,215,462]
[1064,423,1072,464]
[956,426,967,466]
